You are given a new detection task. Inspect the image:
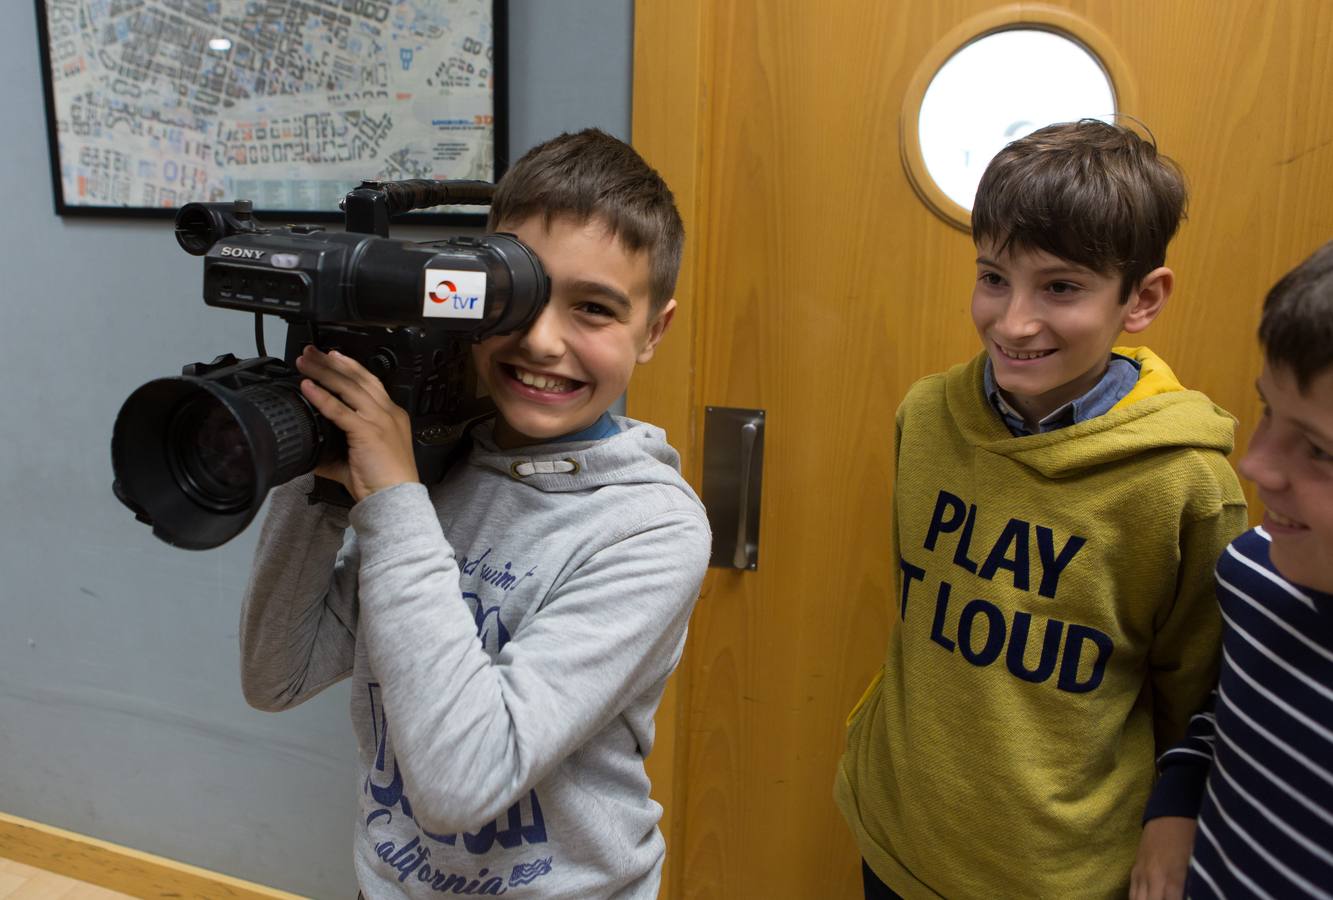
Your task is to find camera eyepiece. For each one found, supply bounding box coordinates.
[174,200,259,256]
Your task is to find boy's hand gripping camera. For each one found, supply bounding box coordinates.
[111,181,550,550]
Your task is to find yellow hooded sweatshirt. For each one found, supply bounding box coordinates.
[835,347,1247,898]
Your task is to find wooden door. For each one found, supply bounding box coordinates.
[629,2,1333,896]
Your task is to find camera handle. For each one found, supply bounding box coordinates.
[340,179,497,236]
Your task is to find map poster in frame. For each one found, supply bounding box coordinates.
[35,0,507,226]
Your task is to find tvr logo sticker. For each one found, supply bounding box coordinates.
[424,269,487,319]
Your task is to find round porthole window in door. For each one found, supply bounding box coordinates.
[901,8,1136,230]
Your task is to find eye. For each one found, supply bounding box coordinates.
[1047,281,1080,296]
[977,271,1005,287]
[1304,432,1333,461]
[577,301,616,319]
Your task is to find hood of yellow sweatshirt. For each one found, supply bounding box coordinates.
[943,346,1238,480]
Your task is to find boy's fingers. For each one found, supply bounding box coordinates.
[313,347,376,383]
[296,361,368,415]
[299,378,361,430]
[300,373,409,440]
[299,347,376,386]
[296,351,386,415]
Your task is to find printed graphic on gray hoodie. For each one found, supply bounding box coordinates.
[240,419,711,898]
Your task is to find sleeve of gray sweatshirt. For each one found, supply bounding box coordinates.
[239,475,360,710]
[349,480,710,837]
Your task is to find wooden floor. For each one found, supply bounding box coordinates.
[0,859,134,900]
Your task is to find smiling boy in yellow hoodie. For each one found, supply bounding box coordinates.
[836,120,1248,898]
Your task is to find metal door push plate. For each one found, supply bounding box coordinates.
[702,406,765,570]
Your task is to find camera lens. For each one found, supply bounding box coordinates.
[167,393,256,512]
[111,363,325,549]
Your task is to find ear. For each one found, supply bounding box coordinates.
[636,298,677,364]
[1121,267,1173,334]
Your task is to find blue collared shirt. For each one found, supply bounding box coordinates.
[983,353,1141,436]
[553,412,621,443]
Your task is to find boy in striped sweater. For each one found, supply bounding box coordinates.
[1132,239,1333,899]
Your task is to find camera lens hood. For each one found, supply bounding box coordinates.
[111,374,313,550]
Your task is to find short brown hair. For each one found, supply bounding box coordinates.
[971,119,1187,302]
[1260,239,1333,390]
[487,129,684,312]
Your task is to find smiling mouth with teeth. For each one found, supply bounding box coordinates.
[510,365,581,394]
[1268,509,1306,529]
[996,343,1056,361]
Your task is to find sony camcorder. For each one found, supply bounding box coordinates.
[111,180,551,550]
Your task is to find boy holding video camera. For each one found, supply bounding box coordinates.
[239,129,710,899]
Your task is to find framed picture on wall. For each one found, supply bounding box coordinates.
[34,0,507,225]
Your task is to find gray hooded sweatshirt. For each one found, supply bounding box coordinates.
[239,418,711,898]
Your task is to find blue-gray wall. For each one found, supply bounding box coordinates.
[0,3,632,897]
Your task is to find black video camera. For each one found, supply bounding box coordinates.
[111,180,550,550]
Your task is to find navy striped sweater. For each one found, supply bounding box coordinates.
[1144,527,1333,897]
